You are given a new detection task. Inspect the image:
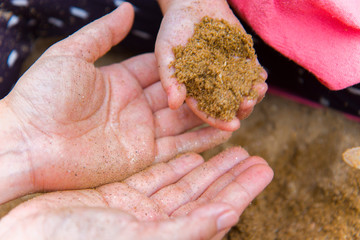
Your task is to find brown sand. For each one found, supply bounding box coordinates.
[203,95,360,240]
[171,17,264,121]
[1,39,360,240]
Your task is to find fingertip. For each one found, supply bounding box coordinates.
[224,146,250,157]
[236,99,255,120]
[45,1,135,62]
[213,118,240,132]
[114,1,135,18]
[258,163,274,184]
[168,84,186,109]
[259,68,268,80]
[216,128,233,142]
[110,2,135,41]
[210,163,273,216]
[255,59,267,79]
[236,163,274,196]
[190,203,238,231]
[186,98,240,131]
[239,98,256,111]
[234,155,273,184]
[216,210,239,232]
[255,82,268,103]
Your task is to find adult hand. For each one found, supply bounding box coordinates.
[0,3,231,204]
[156,0,268,131]
[0,147,273,240]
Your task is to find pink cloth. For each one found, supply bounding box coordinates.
[229,0,360,90]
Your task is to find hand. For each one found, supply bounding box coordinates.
[0,3,231,204]
[0,147,273,240]
[156,0,267,131]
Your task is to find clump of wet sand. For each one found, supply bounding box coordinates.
[171,16,264,121]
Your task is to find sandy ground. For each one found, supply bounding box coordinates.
[206,94,360,239]
[1,39,359,239]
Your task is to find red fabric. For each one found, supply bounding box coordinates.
[229,0,360,90]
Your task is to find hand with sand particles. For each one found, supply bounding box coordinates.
[155,0,268,131]
[0,3,232,205]
[0,147,273,240]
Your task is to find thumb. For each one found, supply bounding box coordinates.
[143,203,239,240]
[44,2,134,63]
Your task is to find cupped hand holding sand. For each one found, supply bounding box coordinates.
[0,4,232,205]
[0,147,273,239]
[156,0,268,131]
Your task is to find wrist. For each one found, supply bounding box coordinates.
[0,101,33,204]
[157,0,202,13]
[157,0,231,18]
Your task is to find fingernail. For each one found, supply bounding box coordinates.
[216,210,238,231]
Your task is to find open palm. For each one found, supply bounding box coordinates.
[0,147,273,240]
[1,4,231,204]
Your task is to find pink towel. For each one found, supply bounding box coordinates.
[229,0,360,90]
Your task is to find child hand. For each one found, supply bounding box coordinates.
[156,0,267,131]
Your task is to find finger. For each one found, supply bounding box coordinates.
[186,97,240,131]
[200,156,268,200]
[155,22,189,110]
[154,104,204,138]
[252,68,267,104]
[236,82,268,120]
[170,165,273,240]
[123,153,204,196]
[144,203,238,240]
[151,147,250,214]
[154,127,232,163]
[236,98,256,120]
[121,53,161,88]
[210,164,273,216]
[44,3,134,62]
[163,76,187,110]
[255,82,268,103]
[143,81,168,112]
[171,155,269,217]
[155,42,187,110]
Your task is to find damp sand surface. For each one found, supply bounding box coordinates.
[203,95,360,240]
